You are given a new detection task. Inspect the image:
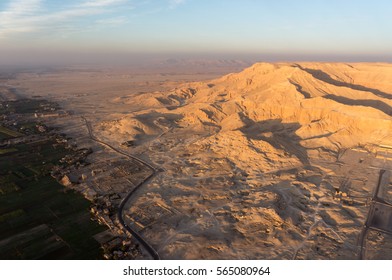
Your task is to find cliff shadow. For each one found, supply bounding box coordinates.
[294,64,392,100]
[323,94,392,116]
[238,115,310,166]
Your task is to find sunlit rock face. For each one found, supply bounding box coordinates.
[93,63,392,259]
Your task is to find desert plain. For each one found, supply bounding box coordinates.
[1,61,392,259]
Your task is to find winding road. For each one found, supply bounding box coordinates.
[82,116,160,260]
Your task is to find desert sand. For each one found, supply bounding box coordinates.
[3,62,392,259]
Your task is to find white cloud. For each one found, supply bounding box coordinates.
[1,0,42,15]
[95,16,128,26]
[80,0,128,8]
[0,0,43,37]
[0,0,131,38]
[169,0,185,9]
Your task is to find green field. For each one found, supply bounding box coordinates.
[0,126,23,139]
[1,99,59,114]
[0,147,18,155]
[0,132,10,141]
[0,102,106,259]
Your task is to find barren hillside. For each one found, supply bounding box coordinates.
[8,63,392,259]
[100,62,392,165]
[92,63,392,259]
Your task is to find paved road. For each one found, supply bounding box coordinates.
[82,116,160,260]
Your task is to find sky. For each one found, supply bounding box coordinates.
[1,0,392,65]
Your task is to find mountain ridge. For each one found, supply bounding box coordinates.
[101,62,392,169]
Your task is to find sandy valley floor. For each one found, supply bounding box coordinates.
[2,62,392,259]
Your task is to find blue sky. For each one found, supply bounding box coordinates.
[1,0,392,63]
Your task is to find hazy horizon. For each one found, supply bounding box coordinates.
[2,50,392,68]
[1,0,392,66]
